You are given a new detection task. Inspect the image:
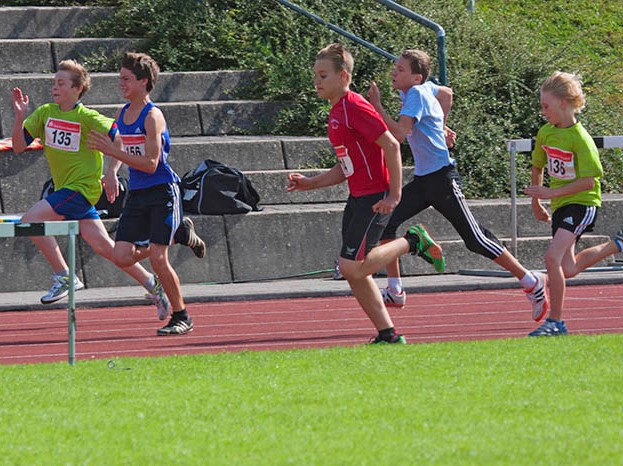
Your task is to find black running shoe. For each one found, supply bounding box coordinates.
[157,315,194,336]
[176,217,207,258]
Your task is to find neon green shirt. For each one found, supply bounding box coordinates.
[531,122,602,212]
[24,103,115,205]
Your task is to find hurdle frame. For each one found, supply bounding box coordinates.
[507,135,623,257]
[0,220,80,365]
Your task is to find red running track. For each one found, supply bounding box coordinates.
[1,284,622,365]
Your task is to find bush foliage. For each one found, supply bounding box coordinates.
[24,0,621,198]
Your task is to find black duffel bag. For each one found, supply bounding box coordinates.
[180,159,261,215]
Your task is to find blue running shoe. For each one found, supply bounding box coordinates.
[528,318,568,337]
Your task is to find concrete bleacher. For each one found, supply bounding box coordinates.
[1,6,620,294]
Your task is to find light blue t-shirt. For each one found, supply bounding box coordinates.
[399,81,455,176]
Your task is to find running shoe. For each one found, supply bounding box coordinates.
[611,228,623,252]
[332,260,344,280]
[380,287,406,308]
[369,334,407,344]
[528,318,568,337]
[157,315,194,336]
[404,224,446,273]
[176,217,207,259]
[145,276,170,320]
[524,272,549,321]
[40,273,85,304]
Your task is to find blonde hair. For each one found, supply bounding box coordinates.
[57,59,91,99]
[400,49,432,82]
[316,43,354,76]
[541,71,586,113]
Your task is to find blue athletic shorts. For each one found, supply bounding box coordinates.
[46,188,99,220]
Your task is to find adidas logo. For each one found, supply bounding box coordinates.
[135,128,142,134]
[563,216,574,225]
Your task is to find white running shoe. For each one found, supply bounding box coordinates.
[524,272,549,321]
[40,273,85,304]
[145,276,170,320]
[380,287,407,308]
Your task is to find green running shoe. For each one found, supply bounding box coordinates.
[405,224,446,273]
[369,334,407,344]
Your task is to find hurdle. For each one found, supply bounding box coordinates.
[0,220,80,365]
[506,135,623,257]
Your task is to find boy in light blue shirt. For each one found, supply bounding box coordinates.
[368,49,548,321]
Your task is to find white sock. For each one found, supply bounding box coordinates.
[388,277,403,294]
[145,274,156,291]
[520,272,537,290]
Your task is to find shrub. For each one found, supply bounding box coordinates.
[73,0,622,197]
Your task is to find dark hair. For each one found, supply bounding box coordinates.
[400,49,432,82]
[121,52,159,92]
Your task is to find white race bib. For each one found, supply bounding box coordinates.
[335,145,354,177]
[544,145,576,180]
[45,118,81,152]
[121,134,146,157]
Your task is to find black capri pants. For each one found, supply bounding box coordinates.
[380,165,505,260]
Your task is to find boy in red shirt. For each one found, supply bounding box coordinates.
[287,43,443,344]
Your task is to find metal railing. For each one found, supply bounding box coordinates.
[374,0,446,85]
[275,0,447,84]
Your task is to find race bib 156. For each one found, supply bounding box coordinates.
[121,134,146,157]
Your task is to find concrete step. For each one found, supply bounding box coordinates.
[169,135,330,173]
[0,208,616,292]
[0,6,111,39]
[0,71,262,138]
[4,139,623,237]
[0,136,331,215]
[0,38,142,74]
[90,100,288,137]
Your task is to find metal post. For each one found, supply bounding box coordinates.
[509,141,518,257]
[68,222,78,366]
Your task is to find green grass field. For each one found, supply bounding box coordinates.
[1,334,621,465]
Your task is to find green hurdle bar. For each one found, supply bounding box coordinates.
[0,220,80,365]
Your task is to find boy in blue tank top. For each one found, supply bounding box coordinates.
[88,52,198,336]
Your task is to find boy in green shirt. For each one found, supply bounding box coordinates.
[11,59,170,319]
[525,71,622,336]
